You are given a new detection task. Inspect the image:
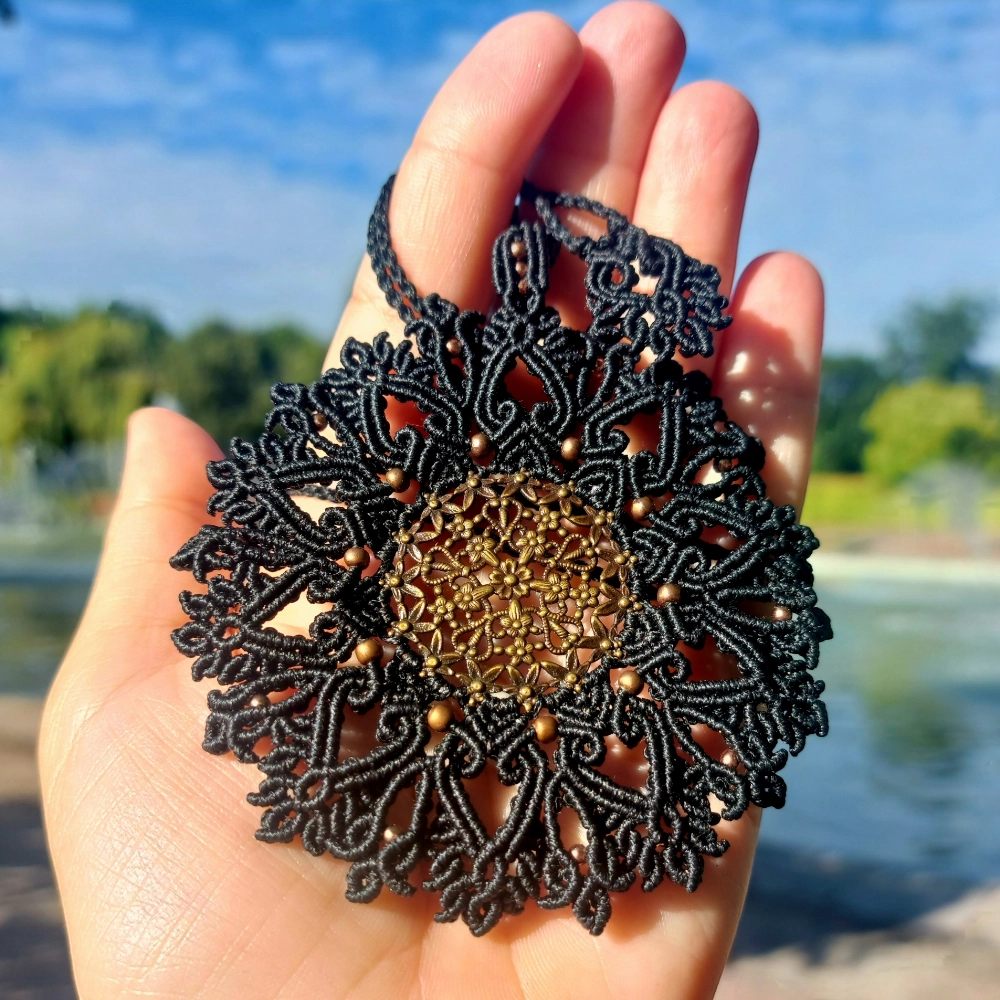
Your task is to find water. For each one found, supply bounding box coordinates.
[2,568,999,897]
[0,574,91,696]
[762,577,1000,886]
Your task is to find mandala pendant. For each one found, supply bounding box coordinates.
[171,177,831,936]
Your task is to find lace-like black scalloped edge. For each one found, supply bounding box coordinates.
[170,175,830,937]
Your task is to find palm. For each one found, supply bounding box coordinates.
[39,5,824,999]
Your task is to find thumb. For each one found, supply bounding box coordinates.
[51,407,222,703]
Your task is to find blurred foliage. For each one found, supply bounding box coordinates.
[816,294,998,479]
[804,471,1000,532]
[0,303,325,451]
[803,473,918,527]
[882,294,994,384]
[168,320,325,445]
[0,290,997,491]
[813,356,887,472]
[863,380,998,485]
[0,304,166,450]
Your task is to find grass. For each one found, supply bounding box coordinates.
[802,472,1000,532]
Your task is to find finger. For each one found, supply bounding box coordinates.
[530,2,685,210]
[712,252,825,512]
[527,1,685,330]
[327,13,582,367]
[633,80,759,379]
[634,80,758,298]
[57,408,222,694]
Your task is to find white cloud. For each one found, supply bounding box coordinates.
[0,139,370,334]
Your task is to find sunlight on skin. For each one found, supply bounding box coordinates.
[39,5,823,999]
[715,252,825,513]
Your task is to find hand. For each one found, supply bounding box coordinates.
[39,4,823,998]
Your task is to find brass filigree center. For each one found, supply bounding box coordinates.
[384,472,639,710]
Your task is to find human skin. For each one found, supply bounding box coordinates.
[38,4,824,998]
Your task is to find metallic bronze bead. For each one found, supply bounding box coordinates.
[618,669,643,695]
[531,715,558,743]
[386,467,409,492]
[445,337,462,355]
[510,239,527,260]
[721,750,738,768]
[657,583,682,605]
[248,693,270,709]
[313,411,328,430]
[569,843,587,863]
[383,825,400,842]
[714,456,735,473]
[343,546,369,569]
[629,496,654,520]
[772,605,793,621]
[560,436,581,461]
[470,432,491,458]
[426,702,453,732]
[355,637,383,665]
[514,260,528,277]
[517,278,529,295]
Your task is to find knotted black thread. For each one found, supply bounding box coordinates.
[171,175,830,937]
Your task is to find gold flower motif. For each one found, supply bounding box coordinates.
[532,507,561,533]
[453,581,492,612]
[464,534,498,568]
[495,598,533,639]
[489,558,533,599]
[387,473,635,702]
[428,595,456,623]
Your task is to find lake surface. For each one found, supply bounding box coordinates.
[761,576,1000,886]
[0,571,91,697]
[2,566,998,922]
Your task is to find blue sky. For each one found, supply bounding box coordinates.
[0,0,998,357]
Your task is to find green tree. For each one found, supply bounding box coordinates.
[165,321,325,446]
[813,355,886,472]
[862,379,998,484]
[0,305,59,366]
[0,306,166,449]
[813,294,996,474]
[882,294,994,384]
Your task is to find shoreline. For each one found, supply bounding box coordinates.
[811,551,1000,585]
[0,695,43,801]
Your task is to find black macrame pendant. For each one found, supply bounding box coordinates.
[171,176,831,937]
